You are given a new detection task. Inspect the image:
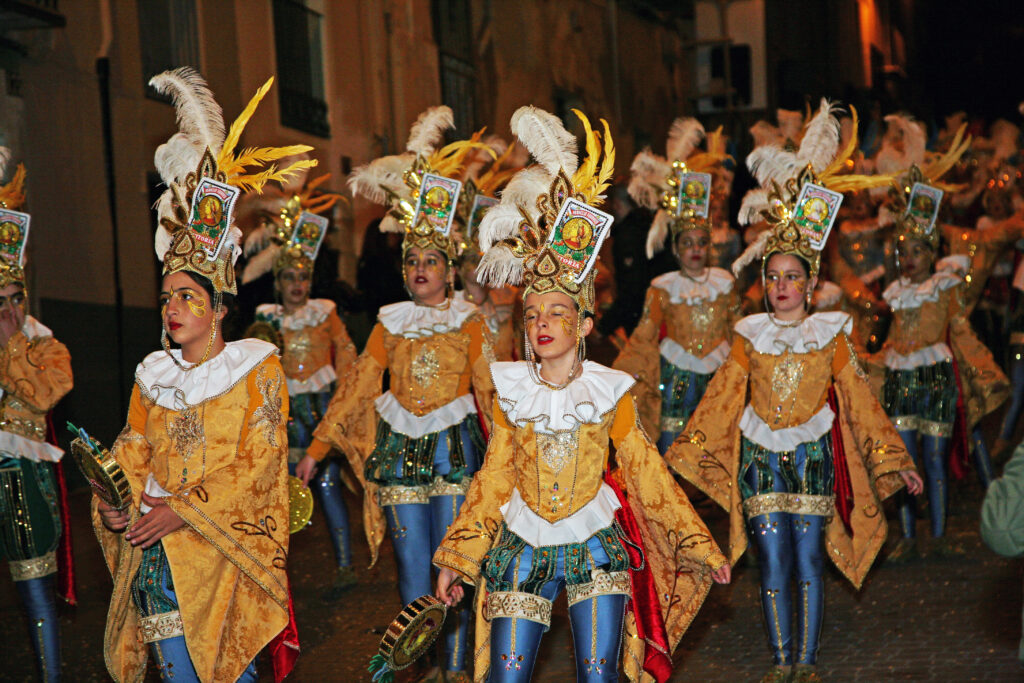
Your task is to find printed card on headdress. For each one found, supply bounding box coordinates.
[792,183,843,251]
[0,208,30,267]
[547,198,614,284]
[467,195,498,240]
[188,177,240,261]
[412,173,462,237]
[290,211,329,262]
[677,172,713,218]
[905,183,943,233]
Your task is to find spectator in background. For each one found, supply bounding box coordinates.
[981,441,1024,667]
[356,217,406,319]
[596,184,655,337]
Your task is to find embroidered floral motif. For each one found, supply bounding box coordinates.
[410,347,439,387]
[250,365,283,447]
[168,406,203,462]
[536,429,578,476]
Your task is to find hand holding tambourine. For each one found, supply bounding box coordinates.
[367,595,448,682]
[67,422,131,511]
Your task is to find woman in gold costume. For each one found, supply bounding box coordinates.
[433,106,730,683]
[93,68,305,683]
[297,107,495,683]
[666,101,922,683]
[614,117,739,450]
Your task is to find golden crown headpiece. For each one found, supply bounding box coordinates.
[0,153,29,289]
[476,107,615,315]
[349,107,495,264]
[734,100,894,279]
[628,118,731,258]
[151,67,316,295]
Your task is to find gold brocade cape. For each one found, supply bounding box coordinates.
[92,352,290,683]
[613,269,740,438]
[433,378,727,683]
[308,305,495,565]
[666,319,915,589]
[869,275,1009,430]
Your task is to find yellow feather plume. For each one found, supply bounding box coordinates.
[476,142,520,196]
[571,114,615,205]
[0,164,26,210]
[428,129,496,178]
[232,159,319,194]
[922,123,970,184]
[217,76,273,171]
[571,110,601,193]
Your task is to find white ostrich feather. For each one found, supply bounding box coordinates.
[148,67,226,164]
[224,226,243,265]
[406,106,454,156]
[876,114,926,174]
[154,220,174,262]
[348,154,413,205]
[777,108,804,141]
[380,215,405,234]
[747,143,798,188]
[796,99,840,172]
[732,227,771,277]
[510,106,578,176]
[738,188,770,226]
[0,147,10,181]
[628,149,670,209]
[476,244,524,288]
[154,133,207,186]
[666,118,705,163]
[477,203,527,251]
[243,223,275,256]
[240,244,281,284]
[494,166,549,215]
[645,210,673,258]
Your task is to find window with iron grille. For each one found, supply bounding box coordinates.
[272,0,330,138]
[432,0,476,135]
[138,0,199,101]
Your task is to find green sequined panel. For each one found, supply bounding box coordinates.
[659,359,712,423]
[738,436,834,500]
[0,458,60,562]
[882,360,958,425]
[131,543,177,616]
[364,415,483,486]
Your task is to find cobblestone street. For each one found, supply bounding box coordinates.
[2,465,1022,682]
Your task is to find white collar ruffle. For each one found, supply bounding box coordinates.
[136,339,277,410]
[650,267,734,304]
[256,299,335,331]
[491,360,634,434]
[735,311,852,355]
[22,316,52,340]
[882,270,961,311]
[378,298,478,338]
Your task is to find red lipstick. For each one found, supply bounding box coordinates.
[537,335,554,345]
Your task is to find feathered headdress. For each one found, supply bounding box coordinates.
[348,106,494,261]
[0,149,30,289]
[240,172,344,284]
[453,138,521,261]
[734,99,892,279]
[628,118,731,257]
[475,106,615,315]
[150,67,316,295]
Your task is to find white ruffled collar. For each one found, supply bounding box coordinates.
[882,270,961,310]
[22,316,52,339]
[378,298,478,338]
[735,311,852,355]
[256,299,335,331]
[491,360,635,434]
[650,267,734,304]
[135,339,277,410]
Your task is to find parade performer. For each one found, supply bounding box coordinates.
[298,106,495,683]
[433,105,730,683]
[0,154,74,682]
[874,152,1011,560]
[614,117,739,449]
[93,68,304,683]
[241,175,361,598]
[666,101,922,683]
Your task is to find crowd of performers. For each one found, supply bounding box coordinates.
[1,64,1023,683]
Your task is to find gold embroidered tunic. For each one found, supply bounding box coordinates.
[256,299,357,392]
[613,268,739,437]
[92,342,290,683]
[666,313,917,589]
[434,361,726,682]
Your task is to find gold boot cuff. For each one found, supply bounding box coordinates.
[566,569,631,607]
[377,484,429,506]
[743,492,835,519]
[485,591,552,627]
[10,550,57,581]
[140,610,185,643]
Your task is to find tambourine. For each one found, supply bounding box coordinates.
[288,475,314,534]
[368,595,448,682]
[67,422,131,511]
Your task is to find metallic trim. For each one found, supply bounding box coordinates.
[742,492,834,519]
[377,484,429,506]
[565,569,631,607]
[660,416,687,434]
[140,610,185,643]
[427,476,471,498]
[918,419,953,438]
[485,590,553,627]
[9,550,56,581]
[890,415,918,432]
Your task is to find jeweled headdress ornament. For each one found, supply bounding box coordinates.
[348,106,494,262]
[239,172,343,284]
[0,149,29,289]
[627,118,731,257]
[151,67,317,296]
[733,100,892,279]
[476,106,615,316]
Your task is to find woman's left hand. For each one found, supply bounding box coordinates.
[711,563,731,584]
[126,493,186,548]
[900,470,924,496]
